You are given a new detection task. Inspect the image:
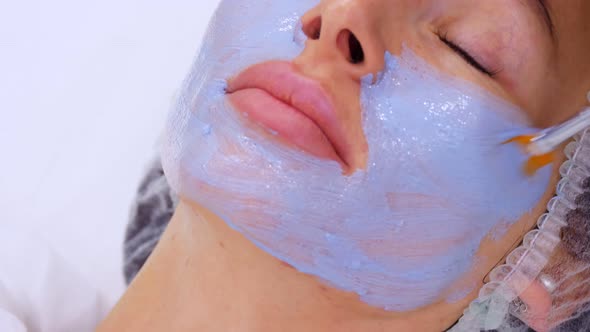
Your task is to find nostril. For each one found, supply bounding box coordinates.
[337,29,365,65]
[348,32,364,64]
[303,16,322,40]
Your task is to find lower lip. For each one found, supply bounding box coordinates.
[227,88,341,162]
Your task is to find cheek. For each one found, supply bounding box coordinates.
[467,157,559,290]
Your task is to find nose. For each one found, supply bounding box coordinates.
[295,0,386,81]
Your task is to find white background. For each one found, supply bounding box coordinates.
[0,0,220,311]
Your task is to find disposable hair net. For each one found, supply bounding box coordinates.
[451,122,590,332]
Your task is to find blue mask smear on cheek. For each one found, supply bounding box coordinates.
[161,0,552,312]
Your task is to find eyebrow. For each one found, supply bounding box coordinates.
[529,0,556,40]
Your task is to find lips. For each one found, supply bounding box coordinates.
[225,61,349,168]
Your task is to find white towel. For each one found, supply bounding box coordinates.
[0,225,105,332]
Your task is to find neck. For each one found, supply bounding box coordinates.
[99,200,467,332]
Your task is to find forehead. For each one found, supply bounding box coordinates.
[542,0,590,120]
[551,0,590,58]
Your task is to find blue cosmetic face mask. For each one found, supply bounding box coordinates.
[161,0,552,311]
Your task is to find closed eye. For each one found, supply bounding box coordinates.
[439,34,497,77]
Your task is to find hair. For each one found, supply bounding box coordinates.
[561,178,590,263]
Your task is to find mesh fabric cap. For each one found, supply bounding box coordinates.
[452,125,590,332]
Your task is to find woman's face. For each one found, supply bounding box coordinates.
[162,0,590,313]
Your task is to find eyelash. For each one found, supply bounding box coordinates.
[438,32,498,77]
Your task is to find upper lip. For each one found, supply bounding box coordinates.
[225,61,350,168]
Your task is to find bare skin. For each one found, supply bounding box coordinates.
[99,0,590,331]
